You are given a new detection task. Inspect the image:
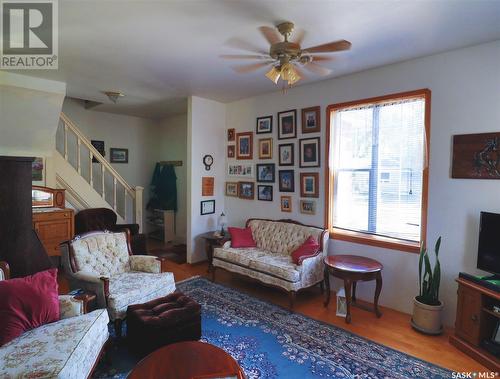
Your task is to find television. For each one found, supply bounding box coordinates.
[478,212,500,276]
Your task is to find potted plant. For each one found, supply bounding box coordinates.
[411,237,444,335]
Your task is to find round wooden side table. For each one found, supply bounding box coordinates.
[323,255,383,324]
[128,341,245,379]
[199,231,230,273]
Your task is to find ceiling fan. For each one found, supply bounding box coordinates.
[221,21,351,88]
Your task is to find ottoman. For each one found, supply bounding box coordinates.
[127,291,201,356]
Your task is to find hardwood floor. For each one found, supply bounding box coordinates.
[166,258,486,373]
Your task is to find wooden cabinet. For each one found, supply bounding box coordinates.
[33,209,74,256]
[450,278,500,371]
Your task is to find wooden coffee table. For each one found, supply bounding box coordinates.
[323,255,383,324]
[128,341,245,379]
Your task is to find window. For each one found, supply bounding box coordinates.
[326,89,430,253]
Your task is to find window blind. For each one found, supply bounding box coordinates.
[331,98,426,242]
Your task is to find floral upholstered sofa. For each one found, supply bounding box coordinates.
[0,262,109,378]
[212,218,328,308]
[61,230,176,336]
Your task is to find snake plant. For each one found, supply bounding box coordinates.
[417,237,442,306]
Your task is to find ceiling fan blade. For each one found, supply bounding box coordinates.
[232,61,273,74]
[303,40,351,54]
[220,54,270,60]
[291,28,306,45]
[225,37,268,55]
[303,62,332,76]
[292,63,306,78]
[258,26,282,45]
[310,55,335,62]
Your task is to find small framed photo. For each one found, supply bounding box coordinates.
[278,143,294,166]
[238,181,255,200]
[278,109,297,140]
[227,128,235,142]
[236,132,253,160]
[299,137,320,168]
[110,148,129,163]
[281,195,292,212]
[257,185,273,201]
[225,182,238,197]
[278,170,295,192]
[256,115,272,134]
[300,172,319,198]
[227,163,253,178]
[256,163,275,183]
[301,106,321,133]
[91,140,105,163]
[258,138,273,159]
[200,200,215,215]
[227,145,235,158]
[300,199,316,215]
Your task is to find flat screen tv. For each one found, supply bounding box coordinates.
[478,211,500,275]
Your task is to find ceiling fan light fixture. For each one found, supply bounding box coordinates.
[102,90,125,104]
[281,63,301,85]
[265,66,281,84]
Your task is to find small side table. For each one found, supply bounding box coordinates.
[199,231,230,273]
[324,255,383,324]
[74,292,97,314]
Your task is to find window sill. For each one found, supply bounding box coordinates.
[329,228,420,254]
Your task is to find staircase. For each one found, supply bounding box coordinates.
[55,113,143,230]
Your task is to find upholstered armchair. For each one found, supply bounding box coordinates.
[0,262,109,378]
[60,230,176,336]
[75,208,147,255]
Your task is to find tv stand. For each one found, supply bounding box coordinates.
[450,277,500,370]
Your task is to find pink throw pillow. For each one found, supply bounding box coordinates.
[0,268,59,346]
[291,236,320,265]
[228,227,257,248]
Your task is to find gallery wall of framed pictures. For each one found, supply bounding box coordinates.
[225,103,322,218]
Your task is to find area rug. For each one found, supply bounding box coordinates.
[93,277,451,379]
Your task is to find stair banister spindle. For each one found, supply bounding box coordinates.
[101,164,105,200]
[113,177,117,211]
[64,122,68,160]
[89,150,93,187]
[124,187,127,221]
[77,139,81,174]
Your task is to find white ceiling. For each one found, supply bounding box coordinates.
[15,0,500,119]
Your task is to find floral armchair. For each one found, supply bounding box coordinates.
[0,262,109,379]
[60,230,176,336]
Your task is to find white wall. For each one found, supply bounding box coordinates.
[187,96,226,263]
[157,113,188,243]
[225,40,500,326]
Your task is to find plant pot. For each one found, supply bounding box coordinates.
[411,296,444,335]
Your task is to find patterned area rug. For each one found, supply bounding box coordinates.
[93,276,451,378]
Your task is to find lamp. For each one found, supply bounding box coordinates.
[265,63,301,88]
[103,90,125,104]
[218,212,228,236]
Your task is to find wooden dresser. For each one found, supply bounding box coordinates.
[32,186,74,257]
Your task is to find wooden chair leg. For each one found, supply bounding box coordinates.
[289,291,296,310]
[114,319,123,338]
[211,266,216,282]
[319,281,324,294]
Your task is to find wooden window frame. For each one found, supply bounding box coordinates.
[324,89,431,254]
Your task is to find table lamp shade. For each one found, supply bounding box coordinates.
[218,213,227,227]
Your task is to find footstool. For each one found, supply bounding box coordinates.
[127,291,201,356]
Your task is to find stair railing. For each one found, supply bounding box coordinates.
[58,113,143,231]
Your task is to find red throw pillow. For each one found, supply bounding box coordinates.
[228,227,257,248]
[0,268,59,346]
[291,236,321,265]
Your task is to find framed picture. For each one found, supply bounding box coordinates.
[200,200,215,215]
[202,177,214,196]
[278,170,295,192]
[227,163,253,178]
[227,128,235,142]
[256,163,275,183]
[225,182,238,197]
[301,106,321,133]
[32,157,44,182]
[281,195,292,212]
[258,138,273,159]
[238,181,254,200]
[227,145,235,158]
[256,115,272,134]
[91,140,105,162]
[300,200,316,215]
[236,132,253,160]
[278,109,297,140]
[299,137,320,168]
[257,185,273,201]
[300,172,319,198]
[110,148,129,163]
[279,143,294,166]
[452,132,500,179]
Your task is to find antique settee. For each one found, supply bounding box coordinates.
[212,218,328,308]
[61,230,176,336]
[0,262,109,379]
